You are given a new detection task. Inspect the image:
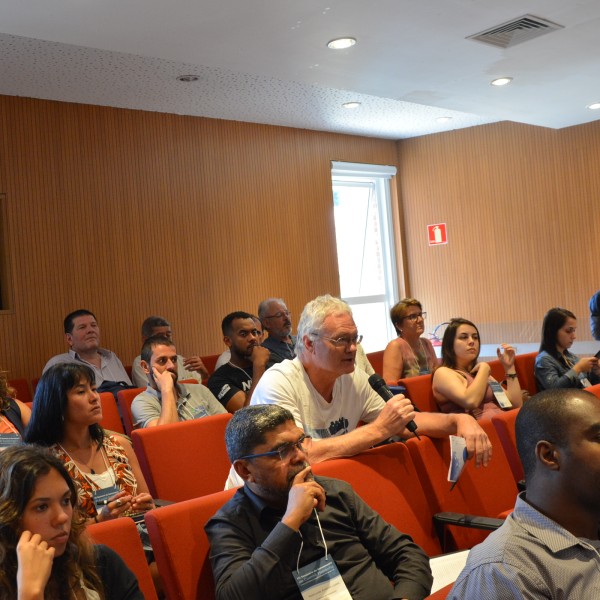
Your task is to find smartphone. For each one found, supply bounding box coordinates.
[594,350,600,359]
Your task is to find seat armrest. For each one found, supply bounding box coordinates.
[434,511,504,531]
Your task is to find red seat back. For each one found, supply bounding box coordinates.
[399,374,438,412]
[87,517,158,600]
[131,413,233,501]
[8,378,32,403]
[116,387,145,436]
[486,359,506,383]
[366,350,384,375]
[145,488,236,600]
[491,408,523,484]
[514,352,538,396]
[407,419,517,551]
[312,442,442,556]
[199,354,220,376]
[98,392,125,435]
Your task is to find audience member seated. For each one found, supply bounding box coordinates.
[0,369,30,447]
[208,312,270,413]
[535,307,600,390]
[432,318,523,419]
[226,295,491,488]
[590,291,600,341]
[43,309,133,394]
[206,405,433,600]
[383,298,437,382]
[258,298,296,366]
[131,335,225,428]
[0,444,143,599]
[449,388,600,598]
[214,315,264,371]
[131,315,209,387]
[24,364,157,561]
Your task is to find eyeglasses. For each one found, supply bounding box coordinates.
[237,435,310,462]
[264,310,291,319]
[312,333,363,348]
[403,312,426,322]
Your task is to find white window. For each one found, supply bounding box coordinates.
[331,162,399,352]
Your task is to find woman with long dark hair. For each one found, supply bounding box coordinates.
[432,318,522,420]
[0,444,142,599]
[535,307,600,390]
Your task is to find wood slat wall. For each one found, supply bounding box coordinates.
[396,120,600,344]
[0,95,398,381]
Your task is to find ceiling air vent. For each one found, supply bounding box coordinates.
[467,15,564,49]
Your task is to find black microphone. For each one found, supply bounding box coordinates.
[368,373,419,438]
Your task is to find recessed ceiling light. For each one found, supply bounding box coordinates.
[436,117,452,123]
[177,74,199,82]
[327,37,356,50]
[587,102,600,110]
[342,102,361,109]
[491,77,513,86]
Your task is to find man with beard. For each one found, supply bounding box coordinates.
[205,404,433,600]
[208,311,270,413]
[43,309,132,391]
[131,335,225,428]
[258,298,296,367]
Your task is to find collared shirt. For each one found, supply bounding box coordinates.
[262,335,297,367]
[449,493,600,599]
[131,382,226,428]
[205,476,433,600]
[43,348,132,387]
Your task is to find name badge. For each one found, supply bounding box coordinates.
[191,404,209,419]
[93,484,120,509]
[0,433,21,450]
[489,380,513,409]
[292,555,352,599]
[580,375,592,388]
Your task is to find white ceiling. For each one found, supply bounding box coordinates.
[0,0,599,140]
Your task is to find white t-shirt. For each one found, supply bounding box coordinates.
[224,357,385,489]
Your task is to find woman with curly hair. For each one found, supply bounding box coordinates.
[0,444,142,599]
[0,369,31,447]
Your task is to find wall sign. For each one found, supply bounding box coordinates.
[427,223,447,246]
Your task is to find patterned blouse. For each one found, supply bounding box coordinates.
[50,435,138,518]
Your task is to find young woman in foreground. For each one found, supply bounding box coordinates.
[0,444,142,599]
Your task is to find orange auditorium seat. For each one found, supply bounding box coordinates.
[407,418,517,552]
[486,359,506,383]
[145,488,236,600]
[87,516,158,600]
[313,442,442,556]
[200,354,220,376]
[98,392,125,435]
[116,387,145,436]
[491,408,523,485]
[131,413,233,501]
[399,374,439,413]
[586,383,600,400]
[8,378,32,403]
[366,349,384,375]
[514,352,538,396]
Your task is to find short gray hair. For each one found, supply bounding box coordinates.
[295,294,353,357]
[258,298,286,320]
[225,405,296,462]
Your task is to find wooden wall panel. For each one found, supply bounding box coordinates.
[0,95,398,380]
[397,120,600,344]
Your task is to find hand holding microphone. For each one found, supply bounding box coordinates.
[368,374,420,440]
